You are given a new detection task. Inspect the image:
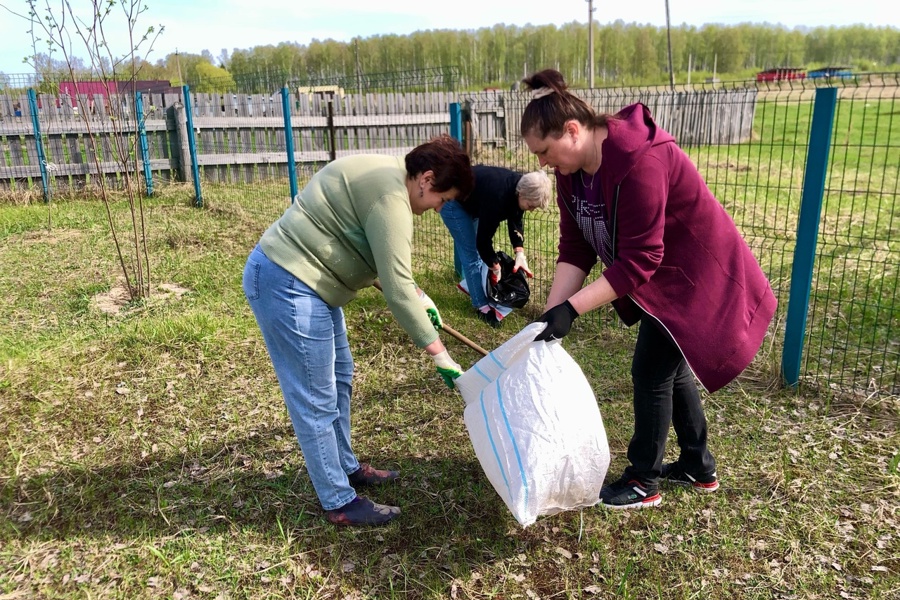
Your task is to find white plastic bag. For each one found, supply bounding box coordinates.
[455,323,610,527]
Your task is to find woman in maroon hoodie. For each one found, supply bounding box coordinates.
[521,69,777,510]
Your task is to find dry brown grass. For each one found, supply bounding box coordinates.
[1,195,898,599]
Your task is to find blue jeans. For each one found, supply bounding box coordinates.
[242,245,359,510]
[440,200,488,309]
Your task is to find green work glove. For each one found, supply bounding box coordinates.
[418,289,442,330]
[432,350,463,389]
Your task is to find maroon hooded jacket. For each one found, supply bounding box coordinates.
[555,103,777,392]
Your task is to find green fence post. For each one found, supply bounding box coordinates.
[181,85,203,207]
[27,89,50,202]
[135,91,154,197]
[449,102,462,144]
[782,87,838,388]
[281,86,298,202]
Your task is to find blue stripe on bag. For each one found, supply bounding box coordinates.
[495,380,528,510]
[480,389,511,497]
[474,362,491,382]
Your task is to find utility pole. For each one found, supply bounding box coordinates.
[354,38,362,96]
[586,0,596,88]
[664,0,675,91]
[175,48,183,86]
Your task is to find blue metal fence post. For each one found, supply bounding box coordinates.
[134,91,154,197]
[27,89,51,202]
[449,102,462,144]
[281,86,298,202]
[448,101,465,272]
[781,87,838,388]
[181,85,203,207]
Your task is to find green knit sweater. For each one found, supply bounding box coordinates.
[259,154,438,348]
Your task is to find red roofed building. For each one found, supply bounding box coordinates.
[58,80,179,105]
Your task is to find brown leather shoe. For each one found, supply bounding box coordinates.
[348,463,400,486]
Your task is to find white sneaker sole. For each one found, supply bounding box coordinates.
[600,494,662,510]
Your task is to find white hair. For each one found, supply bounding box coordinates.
[516,170,552,210]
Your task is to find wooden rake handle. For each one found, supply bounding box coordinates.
[371,281,489,357]
[438,322,489,357]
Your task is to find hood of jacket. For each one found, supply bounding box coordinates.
[602,103,676,185]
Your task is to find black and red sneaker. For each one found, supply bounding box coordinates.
[599,476,662,510]
[348,463,400,486]
[326,496,400,526]
[661,462,719,493]
[476,308,502,328]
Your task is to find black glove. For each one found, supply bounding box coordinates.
[533,300,579,342]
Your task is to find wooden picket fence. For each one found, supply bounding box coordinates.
[0,90,459,192]
[465,87,757,150]
[0,87,755,193]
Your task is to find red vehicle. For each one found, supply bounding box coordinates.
[756,68,807,82]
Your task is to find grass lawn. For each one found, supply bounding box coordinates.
[1,193,898,599]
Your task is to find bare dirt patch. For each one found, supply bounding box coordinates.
[19,229,83,245]
[91,281,191,316]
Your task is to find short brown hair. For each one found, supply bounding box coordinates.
[520,69,612,140]
[405,135,474,199]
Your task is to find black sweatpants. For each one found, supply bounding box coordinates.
[622,315,717,485]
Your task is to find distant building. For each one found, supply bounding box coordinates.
[58,80,179,105]
[38,80,180,114]
[297,85,344,101]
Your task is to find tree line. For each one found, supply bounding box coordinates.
[7,21,899,92]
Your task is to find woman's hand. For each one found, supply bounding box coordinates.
[432,350,463,389]
[418,289,442,330]
[489,263,502,285]
[513,248,533,278]
[533,300,580,341]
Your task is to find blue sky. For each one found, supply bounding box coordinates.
[1,0,896,75]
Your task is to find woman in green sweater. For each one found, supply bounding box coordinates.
[243,136,474,526]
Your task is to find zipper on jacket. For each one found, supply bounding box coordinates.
[626,293,708,393]
[610,185,707,392]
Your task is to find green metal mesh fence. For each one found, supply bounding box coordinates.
[808,85,898,395]
[2,73,897,397]
[448,75,899,398]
